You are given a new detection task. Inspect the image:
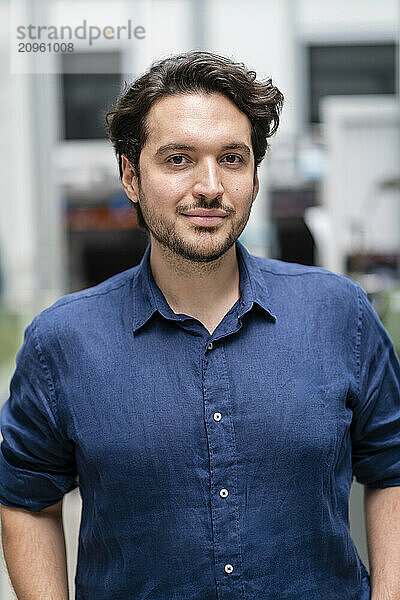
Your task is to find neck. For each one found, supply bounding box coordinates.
[149,238,241,329]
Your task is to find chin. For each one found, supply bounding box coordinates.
[175,236,236,263]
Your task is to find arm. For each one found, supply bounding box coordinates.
[1,499,69,600]
[364,486,400,600]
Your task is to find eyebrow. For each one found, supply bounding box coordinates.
[154,142,252,158]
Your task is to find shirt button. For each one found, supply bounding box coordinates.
[207,342,214,350]
[224,564,234,574]
[219,488,229,498]
[213,412,222,422]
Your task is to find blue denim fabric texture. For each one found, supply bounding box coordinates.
[1,240,400,600]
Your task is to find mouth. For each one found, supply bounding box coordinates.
[181,209,228,227]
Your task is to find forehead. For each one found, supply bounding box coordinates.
[143,92,253,150]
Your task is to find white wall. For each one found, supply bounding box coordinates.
[321,95,400,274]
[298,0,399,40]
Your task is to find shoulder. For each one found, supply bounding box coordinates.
[254,254,359,288]
[250,254,362,314]
[31,266,139,339]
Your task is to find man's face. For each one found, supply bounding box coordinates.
[122,92,259,262]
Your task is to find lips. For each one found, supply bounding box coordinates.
[183,216,226,227]
[182,209,228,217]
[180,208,228,227]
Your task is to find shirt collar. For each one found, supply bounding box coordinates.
[132,239,276,334]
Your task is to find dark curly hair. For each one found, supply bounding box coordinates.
[106,50,284,231]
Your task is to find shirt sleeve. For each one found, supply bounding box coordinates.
[0,316,78,511]
[351,285,400,488]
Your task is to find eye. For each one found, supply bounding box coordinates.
[167,155,190,165]
[222,154,243,164]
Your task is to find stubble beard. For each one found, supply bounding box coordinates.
[137,183,255,263]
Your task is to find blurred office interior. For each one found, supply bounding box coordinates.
[0,1,399,598]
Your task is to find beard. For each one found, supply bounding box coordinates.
[136,183,255,263]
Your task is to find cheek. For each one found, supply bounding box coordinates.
[224,168,254,192]
[142,171,189,201]
[229,181,255,203]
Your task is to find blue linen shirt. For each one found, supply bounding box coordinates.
[1,240,400,600]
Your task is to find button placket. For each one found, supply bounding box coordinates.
[202,341,245,598]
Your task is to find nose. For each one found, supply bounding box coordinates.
[192,158,224,201]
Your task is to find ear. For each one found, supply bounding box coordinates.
[252,169,259,203]
[121,155,139,204]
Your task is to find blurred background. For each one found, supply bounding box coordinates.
[0,0,399,597]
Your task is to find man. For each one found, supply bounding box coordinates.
[1,51,399,600]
